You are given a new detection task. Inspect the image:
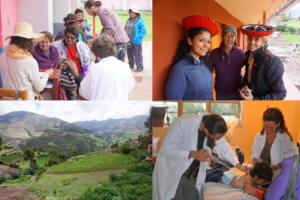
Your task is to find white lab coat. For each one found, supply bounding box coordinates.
[251,132,298,179]
[79,56,135,100]
[153,114,239,200]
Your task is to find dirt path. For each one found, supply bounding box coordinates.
[0,176,39,200]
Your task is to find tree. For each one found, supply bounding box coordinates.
[71,147,78,157]
[48,157,53,167]
[0,136,2,146]
[289,12,292,19]
[128,137,132,142]
[23,148,35,162]
[144,106,153,134]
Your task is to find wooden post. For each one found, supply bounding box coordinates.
[178,101,184,116]
[93,16,95,35]
[263,11,266,25]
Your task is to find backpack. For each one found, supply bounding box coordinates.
[281,155,300,200]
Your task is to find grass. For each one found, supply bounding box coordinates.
[282,34,300,45]
[36,157,49,166]
[31,169,127,199]
[0,153,23,164]
[4,178,31,188]
[85,11,152,41]
[47,153,138,173]
[282,20,300,28]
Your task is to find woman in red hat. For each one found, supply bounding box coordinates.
[239,25,286,100]
[165,15,218,100]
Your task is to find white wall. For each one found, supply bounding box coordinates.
[53,0,70,24]
[71,0,79,13]
[18,0,53,33]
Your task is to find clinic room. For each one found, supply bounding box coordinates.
[152,101,300,200]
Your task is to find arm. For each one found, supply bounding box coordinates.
[165,65,187,100]
[230,176,247,188]
[29,60,49,92]
[80,43,93,68]
[127,68,135,94]
[251,134,261,165]
[253,57,286,100]
[264,157,294,200]
[138,19,147,39]
[214,138,239,167]
[159,118,190,160]
[79,68,93,100]
[99,10,116,36]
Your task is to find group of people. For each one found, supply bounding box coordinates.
[0,0,147,101]
[153,107,299,200]
[165,15,286,100]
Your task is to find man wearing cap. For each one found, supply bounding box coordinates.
[84,0,129,62]
[57,13,73,40]
[124,6,147,72]
[68,14,87,43]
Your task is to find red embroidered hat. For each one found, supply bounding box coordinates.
[240,24,274,37]
[182,15,219,36]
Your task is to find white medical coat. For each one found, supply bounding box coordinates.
[251,132,298,179]
[153,114,239,200]
[79,56,135,100]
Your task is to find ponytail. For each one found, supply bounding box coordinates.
[84,0,102,9]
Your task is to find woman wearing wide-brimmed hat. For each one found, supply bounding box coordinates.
[0,22,53,100]
[165,15,219,100]
[239,24,286,100]
[124,6,147,72]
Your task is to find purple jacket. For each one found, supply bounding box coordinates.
[264,156,300,200]
[210,45,247,93]
[33,45,60,69]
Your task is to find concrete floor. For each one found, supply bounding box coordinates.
[127,41,152,100]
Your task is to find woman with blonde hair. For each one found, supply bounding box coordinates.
[0,22,53,100]
[239,25,286,100]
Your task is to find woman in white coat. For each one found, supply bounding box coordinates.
[153,114,244,200]
[251,107,298,179]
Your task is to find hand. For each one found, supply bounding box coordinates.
[244,184,257,195]
[54,35,57,41]
[270,163,282,171]
[240,88,253,100]
[58,63,65,69]
[190,149,210,162]
[45,69,53,77]
[236,163,248,174]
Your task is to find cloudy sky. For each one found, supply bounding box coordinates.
[0,101,152,122]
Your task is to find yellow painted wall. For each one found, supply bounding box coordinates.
[153,101,300,163]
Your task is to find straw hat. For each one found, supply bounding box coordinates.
[4,22,45,42]
[129,6,140,14]
[68,14,84,24]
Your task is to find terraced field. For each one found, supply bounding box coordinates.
[47,153,139,173]
[0,153,23,164]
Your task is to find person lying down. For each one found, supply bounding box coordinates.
[220,162,273,190]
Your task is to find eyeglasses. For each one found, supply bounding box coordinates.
[65,36,76,40]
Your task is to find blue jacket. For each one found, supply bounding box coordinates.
[133,18,147,45]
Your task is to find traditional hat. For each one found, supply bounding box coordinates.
[182,15,219,36]
[4,22,45,42]
[63,13,73,22]
[129,6,139,14]
[68,14,84,24]
[240,24,274,37]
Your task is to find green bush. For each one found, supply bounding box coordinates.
[114,180,128,188]
[11,170,22,179]
[127,162,152,176]
[109,172,117,182]
[23,167,35,175]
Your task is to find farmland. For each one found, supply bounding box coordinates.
[47,153,139,173]
[0,153,23,164]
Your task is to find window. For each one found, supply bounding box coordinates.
[183,102,206,114]
[152,101,178,124]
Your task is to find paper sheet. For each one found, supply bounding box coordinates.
[45,80,53,88]
[39,72,45,78]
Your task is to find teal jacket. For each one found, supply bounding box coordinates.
[133,18,147,45]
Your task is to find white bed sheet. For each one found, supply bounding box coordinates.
[203,182,259,200]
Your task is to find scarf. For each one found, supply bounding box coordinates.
[42,48,51,57]
[247,52,254,83]
[6,44,32,59]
